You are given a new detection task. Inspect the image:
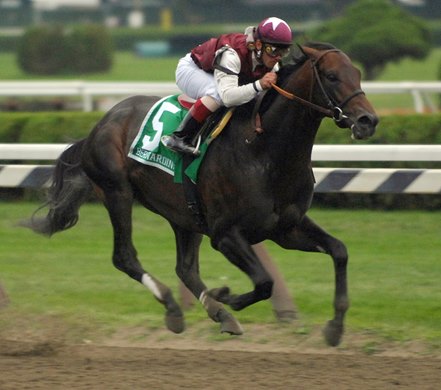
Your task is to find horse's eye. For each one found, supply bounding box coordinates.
[326,73,338,82]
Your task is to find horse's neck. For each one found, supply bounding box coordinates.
[258,63,321,159]
[260,96,321,166]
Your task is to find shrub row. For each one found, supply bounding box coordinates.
[0,111,440,208]
[0,112,101,143]
[17,25,113,75]
[1,111,440,167]
[1,111,440,144]
[1,22,440,53]
[0,26,223,54]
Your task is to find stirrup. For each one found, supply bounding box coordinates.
[161,135,200,156]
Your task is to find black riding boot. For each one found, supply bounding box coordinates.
[161,112,202,156]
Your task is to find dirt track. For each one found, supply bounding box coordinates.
[0,303,439,390]
[1,336,440,390]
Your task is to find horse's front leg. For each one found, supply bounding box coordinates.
[209,226,274,311]
[273,215,349,347]
[171,224,243,335]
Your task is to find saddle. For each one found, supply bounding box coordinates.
[177,94,233,152]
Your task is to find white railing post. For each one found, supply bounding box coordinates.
[411,89,425,113]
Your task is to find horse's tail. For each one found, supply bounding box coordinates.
[22,139,93,236]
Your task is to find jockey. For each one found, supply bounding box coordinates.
[161,16,293,156]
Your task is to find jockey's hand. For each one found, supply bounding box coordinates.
[259,72,278,90]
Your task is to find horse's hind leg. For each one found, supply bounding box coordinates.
[102,188,184,333]
[209,226,274,310]
[171,224,243,335]
[273,215,349,347]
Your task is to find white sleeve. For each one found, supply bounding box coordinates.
[214,48,263,108]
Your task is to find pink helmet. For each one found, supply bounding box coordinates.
[256,17,292,46]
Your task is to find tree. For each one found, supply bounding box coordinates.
[322,0,355,17]
[313,0,432,79]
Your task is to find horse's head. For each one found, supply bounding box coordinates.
[293,44,378,140]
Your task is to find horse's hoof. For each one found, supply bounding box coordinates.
[274,310,297,323]
[217,309,243,335]
[323,319,343,346]
[165,314,185,334]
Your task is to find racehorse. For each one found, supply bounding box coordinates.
[25,42,378,346]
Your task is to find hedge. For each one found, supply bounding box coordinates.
[1,111,440,156]
[0,111,440,208]
[16,25,113,75]
[0,112,102,143]
[1,22,440,53]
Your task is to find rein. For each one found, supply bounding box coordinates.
[271,83,334,118]
[271,49,365,123]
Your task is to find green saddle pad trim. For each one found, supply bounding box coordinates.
[128,94,209,184]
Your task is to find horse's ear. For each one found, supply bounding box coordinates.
[296,43,306,56]
[289,44,308,64]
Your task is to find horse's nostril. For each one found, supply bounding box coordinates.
[358,114,378,127]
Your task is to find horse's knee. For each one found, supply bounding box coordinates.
[175,263,194,283]
[330,239,348,264]
[175,264,183,279]
[255,279,274,301]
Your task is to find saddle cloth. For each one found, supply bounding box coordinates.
[128,94,209,183]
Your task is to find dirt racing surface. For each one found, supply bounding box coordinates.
[1,325,440,390]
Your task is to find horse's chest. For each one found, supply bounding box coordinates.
[271,179,314,227]
[276,203,308,228]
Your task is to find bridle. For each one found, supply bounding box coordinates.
[271,49,365,124]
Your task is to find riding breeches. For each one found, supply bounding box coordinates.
[175,53,222,105]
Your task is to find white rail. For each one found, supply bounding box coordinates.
[1,144,440,193]
[0,81,440,112]
[0,81,179,112]
[1,144,441,161]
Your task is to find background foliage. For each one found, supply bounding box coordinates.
[17,24,113,75]
[313,0,432,79]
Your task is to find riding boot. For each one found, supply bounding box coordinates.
[161,97,218,156]
[161,110,202,156]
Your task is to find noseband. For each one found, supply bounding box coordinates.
[272,49,365,124]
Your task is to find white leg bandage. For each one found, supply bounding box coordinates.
[141,273,162,300]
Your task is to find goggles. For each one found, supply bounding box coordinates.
[263,44,290,58]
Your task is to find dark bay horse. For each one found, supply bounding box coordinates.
[25,43,378,346]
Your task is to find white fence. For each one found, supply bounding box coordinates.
[0,81,440,113]
[1,143,440,161]
[1,144,440,193]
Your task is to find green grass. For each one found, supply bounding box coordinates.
[0,51,179,81]
[0,202,440,349]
